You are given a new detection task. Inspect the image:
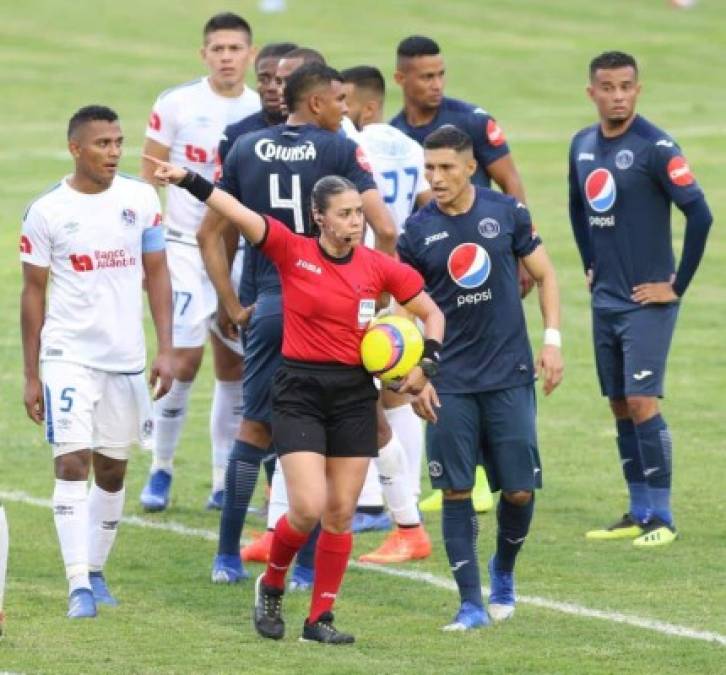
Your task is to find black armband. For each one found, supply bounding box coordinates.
[422,339,442,363]
[178,170,214,203]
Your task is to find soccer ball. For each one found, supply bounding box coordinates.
[360,315,424,382]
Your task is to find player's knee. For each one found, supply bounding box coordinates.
[609,398,629,419]
[625,396,659,424]
[239,419,271,448]
[376,411,392,449]
[321,503,356,533]
[173,348,203,381]
[502,490,532,507]
[54,451,90,481]
[443,489,472,500]
[289,498,324,533]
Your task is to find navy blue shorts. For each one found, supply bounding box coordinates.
[241,293,283,424]
[425,385,541,493]
[592,303,678,399]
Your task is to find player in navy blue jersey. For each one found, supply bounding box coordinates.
[197,62,396,584]
[398,125,563,631]
[217,42,298,165]
[569,51,712,547]
[391,36,525,202]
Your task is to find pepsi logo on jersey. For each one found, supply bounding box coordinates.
[585,168,616,227]
[447,243,493,307]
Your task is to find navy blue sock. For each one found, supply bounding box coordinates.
[295,522,321,569]
[217,440,265,556]
[263,454,276,487]
[442,498,482,608]
[616,418,651,523]
[634,414,673,526]
[494,494,534,573]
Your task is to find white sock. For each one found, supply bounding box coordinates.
[357,460,384,508]
[210,380,243,492]
[267,460,289,529]
[376,432,419,526]
[151,379,193,473]
[88,483,125,573]
[0,505,8,611]
[385,404,424,500]
[53,479,90,594]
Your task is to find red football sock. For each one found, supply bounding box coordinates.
[262,515,308,590]
[308,529,352,623]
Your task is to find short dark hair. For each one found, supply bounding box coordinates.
[284,62,341,113]
[203,12,252,42]
[67,105,118,140]
[340,66,385,98]
[255,41,298,67]
[423,124,472,153]
[589,51,638,80]
[397,35,440,60]
[282,47,326,66]
[311,176,357,213]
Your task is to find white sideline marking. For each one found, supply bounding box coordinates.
[2,489,725,647]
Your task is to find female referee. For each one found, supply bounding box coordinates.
[145,155,445,645]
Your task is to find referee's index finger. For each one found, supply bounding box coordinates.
[142,153,164,166]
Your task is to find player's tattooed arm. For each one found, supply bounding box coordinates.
[21,263,49,423]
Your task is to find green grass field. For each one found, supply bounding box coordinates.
[2,1,726,672]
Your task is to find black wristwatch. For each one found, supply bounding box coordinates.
[419,357,439,379]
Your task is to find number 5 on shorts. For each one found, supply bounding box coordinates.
[60,387,76,412]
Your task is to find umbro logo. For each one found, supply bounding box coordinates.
[633,370,653,381]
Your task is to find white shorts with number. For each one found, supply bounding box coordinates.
[167,241,244,355]
[42,361,153,460]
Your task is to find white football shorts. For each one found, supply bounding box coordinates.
[42,360,153,460]
[167,241,244,355]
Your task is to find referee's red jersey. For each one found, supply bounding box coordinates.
[258,216,424,365]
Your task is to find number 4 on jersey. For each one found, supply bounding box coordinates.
[270,173,304,233]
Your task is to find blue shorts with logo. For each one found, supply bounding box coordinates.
[241,293,283,424]
[592,303,678,399]
[425,384,541,493]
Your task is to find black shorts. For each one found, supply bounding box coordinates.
[271,360,378,458]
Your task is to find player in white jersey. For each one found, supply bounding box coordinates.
[334,66,432,562]
[140,13,260,512]
[20,106,173,618]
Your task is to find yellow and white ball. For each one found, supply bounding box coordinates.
[360,316,424,382]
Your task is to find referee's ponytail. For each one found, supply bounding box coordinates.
[311,175,357,219]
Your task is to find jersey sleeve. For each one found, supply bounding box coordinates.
[217,140,242,200]
[145,92,177,148]
[339,138,378,193]
[141,187,166,253]
[378,252,425,305]
[20,204,51,267]
[568,141,592,271]
[468,109,511,169]
[512,201,542,258]
[257,215,295,269]
[396,226,419,269]
[650,139,703,207]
